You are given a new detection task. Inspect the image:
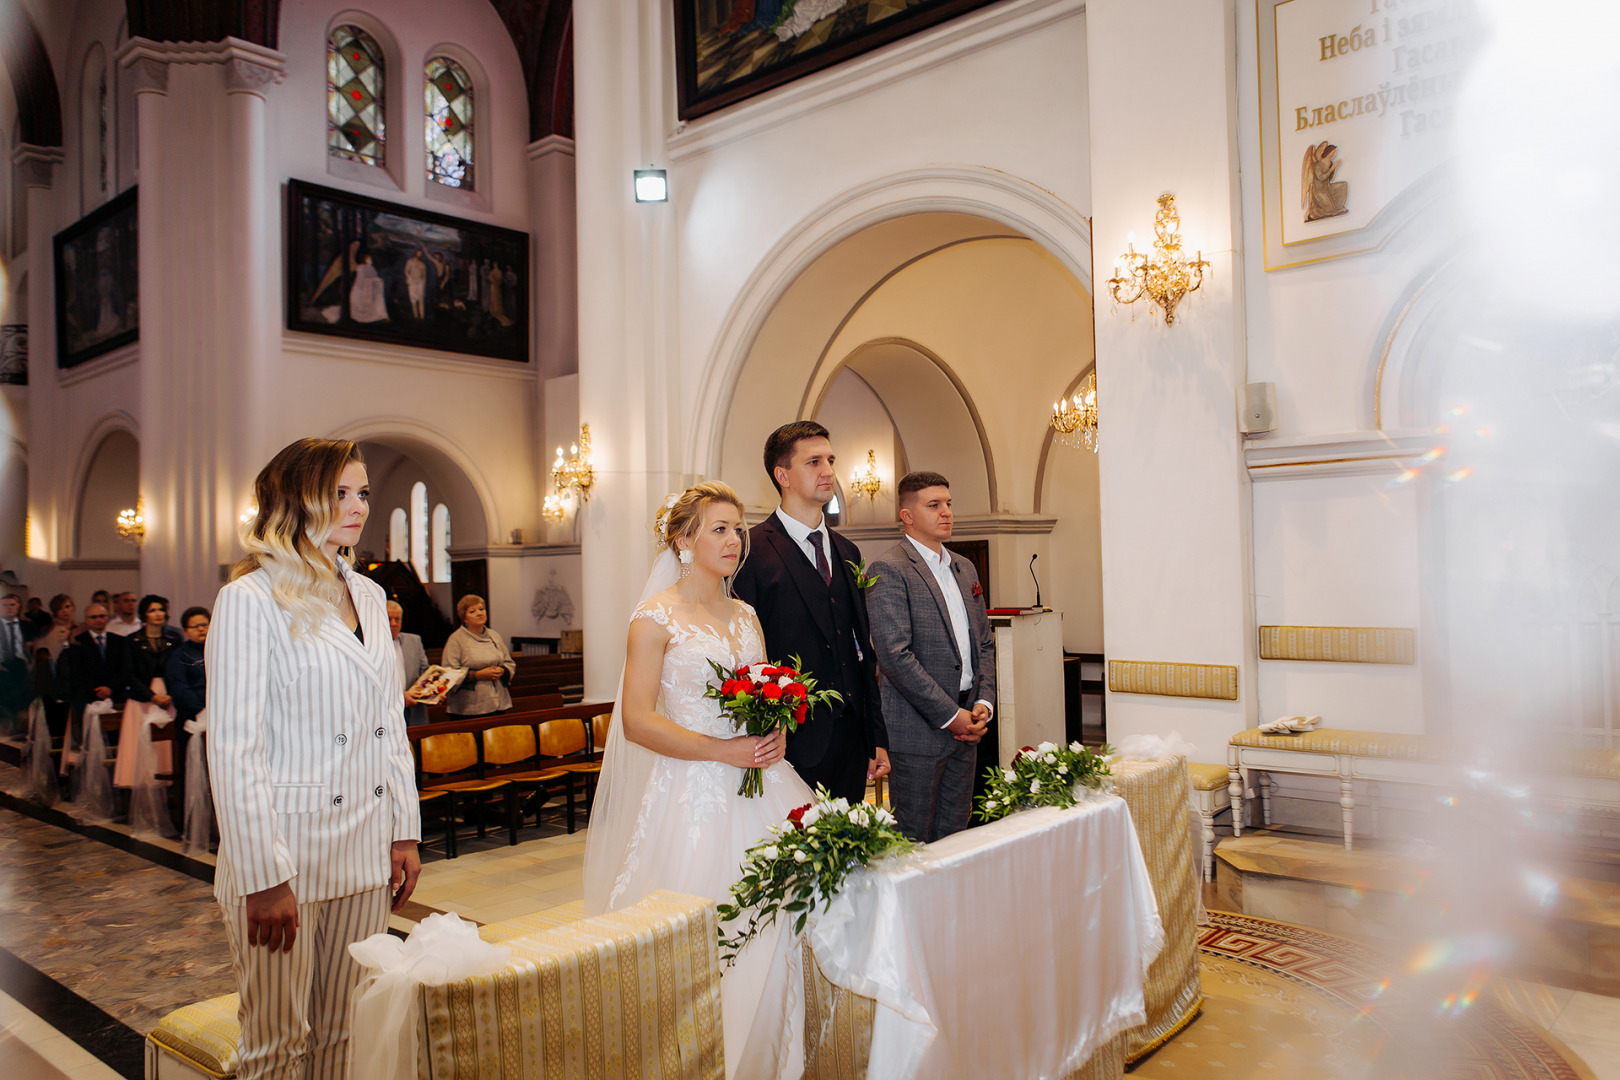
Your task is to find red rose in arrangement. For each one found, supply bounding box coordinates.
[788,803,812,830]
[706,655,845,798]
[971,582,984,599]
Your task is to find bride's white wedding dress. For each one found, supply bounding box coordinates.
[596,597,812,1079]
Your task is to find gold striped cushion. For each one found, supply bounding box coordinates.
[1109,661,1238,700]
[148,993,240,1078]
[1186,762,1231,791]
[1258,625,1416,664]
[478,900,588,943]
[1229,728,1454,761]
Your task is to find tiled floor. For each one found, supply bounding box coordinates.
[0,990,122,1080]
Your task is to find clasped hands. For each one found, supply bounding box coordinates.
[948,703,991,743]
[718,725,788,770]
[243,840,421,952]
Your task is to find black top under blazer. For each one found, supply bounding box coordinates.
[731,513,887,768]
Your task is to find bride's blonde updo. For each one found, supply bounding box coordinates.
[654,481,750,571]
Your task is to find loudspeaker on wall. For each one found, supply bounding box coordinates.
[1240,382,1277,434]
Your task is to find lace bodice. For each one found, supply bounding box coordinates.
[631,598,765,739]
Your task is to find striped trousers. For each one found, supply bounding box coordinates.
[219,887,391,1080]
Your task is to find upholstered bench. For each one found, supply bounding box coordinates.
[145,890,723,1080]
[1187,762,1233,881]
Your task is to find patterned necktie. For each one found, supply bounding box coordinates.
[96,634,106,659]
[809,531,832,587]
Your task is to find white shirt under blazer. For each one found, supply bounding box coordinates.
[206,561,421,905]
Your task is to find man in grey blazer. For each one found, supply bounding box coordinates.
[867,471,995,843]
[388,601,430,725]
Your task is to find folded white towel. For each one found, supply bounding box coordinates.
[1259,715,1323,735]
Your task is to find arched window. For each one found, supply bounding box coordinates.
[81,45,109,209]
[389,507,408,563]
[410,482,428,581]
[424,56,473,189]
[328,26,386,167]
[431,503,451,582]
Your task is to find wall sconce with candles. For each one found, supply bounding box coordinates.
[117,499,145,547]
[552,424,595,502]
[1106,193,1210,326]
[1051,372,1099,453]
[849,449,883,500]
[541,493,567,523]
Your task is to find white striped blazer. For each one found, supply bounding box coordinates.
[205,561,421,904]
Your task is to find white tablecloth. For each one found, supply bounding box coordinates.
[807,793,1164,1080]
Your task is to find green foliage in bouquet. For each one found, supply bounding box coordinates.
[705,656,843,797]
[974,740,1114,823]
[715,785,917,965]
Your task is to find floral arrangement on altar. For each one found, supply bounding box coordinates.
[715,785,916,964]
[706,658,843,797]
[974,740,1114,823]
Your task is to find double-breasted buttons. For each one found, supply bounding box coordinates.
[374,785,384,797]
[374,727,385,738]
[335,733,348,745]
[332,794,344,806]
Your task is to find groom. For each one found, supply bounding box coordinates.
[732,421,888,804]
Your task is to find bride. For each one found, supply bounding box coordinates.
[582,481,811,1079]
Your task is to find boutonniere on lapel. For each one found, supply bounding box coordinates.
[971,582,984,600]
[845,558,880,590]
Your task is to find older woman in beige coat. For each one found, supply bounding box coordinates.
[440,595,516,719]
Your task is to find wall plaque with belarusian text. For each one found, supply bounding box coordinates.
[1257,0,1480,269]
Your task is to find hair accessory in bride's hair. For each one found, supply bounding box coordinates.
[653,492,682,550]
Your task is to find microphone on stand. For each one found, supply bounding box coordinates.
[1029,554,1044,611]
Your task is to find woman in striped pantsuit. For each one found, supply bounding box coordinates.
[207,438,422,1079]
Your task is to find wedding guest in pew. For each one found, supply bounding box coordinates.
[387,600,431,726]
[167,607,210,821]
[440,594,515,720]
[128,595,183,708]
[208,437,420,1079]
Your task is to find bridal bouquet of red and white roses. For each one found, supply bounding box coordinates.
[715,785,916,965]
[973,740,1114,823]
[705,657,843,797]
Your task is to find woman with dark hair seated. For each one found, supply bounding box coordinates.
[129,595,184,708]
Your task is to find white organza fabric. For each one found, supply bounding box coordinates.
[183,709,212,854]
[71,700,116,821]
[347,912,512,1080]
[581,549,813,1080]
[25,700,58,807]
[128,679,177,839]
[808,797,1164,1080]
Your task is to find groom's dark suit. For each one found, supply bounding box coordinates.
[732,512,885,803]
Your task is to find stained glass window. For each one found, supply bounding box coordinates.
[425,57,473,189]
[328,26,386,167]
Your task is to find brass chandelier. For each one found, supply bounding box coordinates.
[551,424,595,503]
[1106,193,1210,326]
[116,499,145,546]
[849,450,882,500]
[1051,372,1099,453]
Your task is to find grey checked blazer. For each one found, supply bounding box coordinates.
[866,540,996,756]
[397,631,430,726]
[206,563,421,904]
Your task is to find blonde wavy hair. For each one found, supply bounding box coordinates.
[654,481,749,583]
[231,438,365,636]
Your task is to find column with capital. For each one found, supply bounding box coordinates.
[118,39,285,610]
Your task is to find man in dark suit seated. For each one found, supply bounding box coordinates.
[0,594,32,735]
[66,602,146,745]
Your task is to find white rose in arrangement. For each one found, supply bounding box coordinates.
[779,675,793,686]
[1030,779,1042,794]
[763,845,779,860]
[1069,741,1083,752]
[1058,764,1069,775]
[876,807,896,825]
[849,806,868,826]
[984,799,998,810]
[1043,752,1057,764]
[1003,769,1017,783]
[832,798,850,814]
[801,807,822,828]
[1037,741,1057,754]
[793,849,809,863]
[751,671,770,685]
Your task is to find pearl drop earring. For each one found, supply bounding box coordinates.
[679,547,694,578]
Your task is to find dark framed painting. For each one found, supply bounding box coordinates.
[0,325,26,385]
[286,180,530,364]
[674,0,1004,120]
[54,187,139,369]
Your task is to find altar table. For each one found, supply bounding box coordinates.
[807,792,1164,1080]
